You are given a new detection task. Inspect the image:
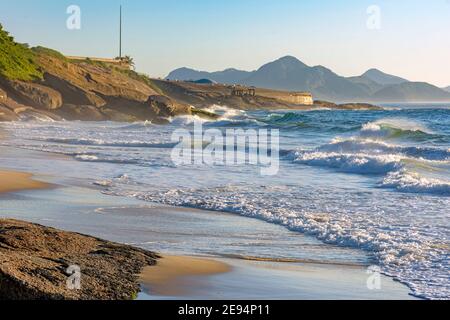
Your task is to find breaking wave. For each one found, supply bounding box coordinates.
[380,170,450,195]
[360,118,441,141]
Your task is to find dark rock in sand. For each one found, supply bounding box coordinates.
[0,219,159,300]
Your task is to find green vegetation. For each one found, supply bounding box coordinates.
[115,55,135,69]
[32,46,67,61]
[0,24,43,81]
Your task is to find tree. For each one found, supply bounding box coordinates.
[123,55,135,69]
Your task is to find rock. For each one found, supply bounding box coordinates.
[43,73,106,107]
[146,95,192,117]
[7,80,63,110]
[100,107,139,122]
[191,108,221,120]
[337,103,382,110]
[0,105,19,121]
[37,55,156,103]
[15,107,64,122]
[55,104,107,121]
[313,100,337,108]
[0,219,159,300]
[0,87,7,100]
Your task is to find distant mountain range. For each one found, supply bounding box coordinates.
[443,86,450,93]
[167,56,450,103]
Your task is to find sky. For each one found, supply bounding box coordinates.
[1,0,450,87]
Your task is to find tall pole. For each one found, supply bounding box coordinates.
[119,5,122,59]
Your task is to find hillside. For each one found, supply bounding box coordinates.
[167,67,252,84]
[0,24,204,122]
[167,56,450,103]
[0,25,42,81]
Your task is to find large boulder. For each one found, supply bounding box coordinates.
[8,80,63,110]
[146,95,191,118]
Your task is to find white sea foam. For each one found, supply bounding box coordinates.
[294,151,403,174]
[360,118,435,140]
[321,138,450,161]
[381,170,450,195]
[362,118,433,134]
[75,154,99,161]
[39,137,177,149]
[203,105,245,119]
[107,182,449,300]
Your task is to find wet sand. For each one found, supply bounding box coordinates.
[140,256,231,296]
[0,170,49,194]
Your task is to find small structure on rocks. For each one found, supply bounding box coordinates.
[231,85,256,97]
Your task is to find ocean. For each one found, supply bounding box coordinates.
[1,103,449,299]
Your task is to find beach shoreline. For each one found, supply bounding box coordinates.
[0,144,417,300]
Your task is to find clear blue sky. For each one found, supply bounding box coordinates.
[1,0,450,87]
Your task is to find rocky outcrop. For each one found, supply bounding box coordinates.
[6,80,62,110]
[146,95,192,117]
[37,55,154,104]
[0,95,63,122]
[313,100,382,110]
[0,219,159,300]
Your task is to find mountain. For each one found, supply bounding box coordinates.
[360,68,409,85]
[241,56,367,101]
[167,56,450,103]
[372,82,450,102]
[442,86,450,93]
[347,75,384,95]
[167,67,252,84]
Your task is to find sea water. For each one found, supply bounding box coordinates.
[1,104,449,299]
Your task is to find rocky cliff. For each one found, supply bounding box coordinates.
[0,44,197,122]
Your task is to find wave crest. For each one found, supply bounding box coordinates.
[380,170,450,195]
